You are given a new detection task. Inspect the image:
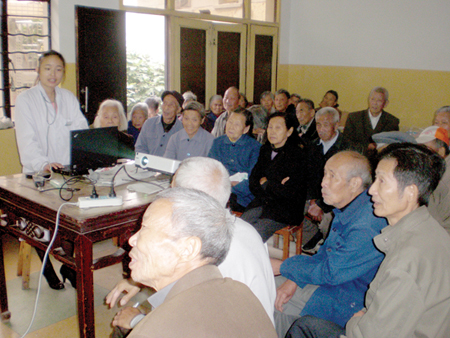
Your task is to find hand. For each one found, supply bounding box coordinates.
[112,306,142,329]
[281,177,290,185]
[275,279,298,312]
[260,177,268,185]
[271,258,283,276]
[231,181,239,187]
[105,279,142,308]
[307,201,324,222]
[352,309,366,318]
[44,162,64,172]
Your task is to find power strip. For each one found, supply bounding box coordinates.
[78,195,123,209]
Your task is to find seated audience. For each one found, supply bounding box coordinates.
[208,110,261,212]
[317,90,342,117]
[287,143,450,338]
[289,93,302,108]
[164,101,214,161]
[296,98,318,146]
[342,86,399,153]
[202,94,223,132]
[272,151,386,337]
[135,90,184,156]
[239,92,249,108]
[241,112,306,242]
[212,86,242,137]
[303,107,343,252]
[433,105,450,133]
[107,157,276,337]
[415,126,450,234]
[248,91,275,143]
[144,96,160,118]
[122,188,277,338]
[127,103,148,145]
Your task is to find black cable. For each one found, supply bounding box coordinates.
[123,165,167,190]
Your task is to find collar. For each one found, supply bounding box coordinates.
[367,109,382,129]
[161,116,177,133]
[223,133,249,146]
[147,280,177,310]
[374,206,429,254]
[179,128,200,141]
[319,131,339,154]
[333,190,370,225]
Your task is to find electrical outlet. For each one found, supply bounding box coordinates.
[78,195,123,209]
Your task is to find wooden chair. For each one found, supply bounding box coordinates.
[273,223,303,260]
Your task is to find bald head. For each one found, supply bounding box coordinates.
[172,157,231,207]
[321,151,372,209]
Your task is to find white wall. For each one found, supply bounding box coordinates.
[52,0,120,63]
[279,0,450,71]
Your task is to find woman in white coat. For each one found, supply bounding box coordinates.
[14,50,88,289]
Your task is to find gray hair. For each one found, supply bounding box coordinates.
[128,103,149,121]
[174,157,231,207]
[183,101,206,119]
[145,96,160,111]
[433,106,450,119]
[316,107,340,124]
[260,91,274,101]
[209,94,223,106]
[183,91,197,102]
[93,99,127,131]
[369,86,389,102]
[156,187,233,266]
[338,151,373,190]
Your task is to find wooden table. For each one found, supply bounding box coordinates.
[0,173,165,337]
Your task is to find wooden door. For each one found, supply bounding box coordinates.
[75,6,126,124]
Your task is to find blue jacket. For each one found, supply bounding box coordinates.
[127,120,140,145]
[208,134,261,207]
[280,191,386,327]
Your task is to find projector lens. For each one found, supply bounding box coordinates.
[142,156,148,166]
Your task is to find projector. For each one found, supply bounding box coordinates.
[135,152,180,174]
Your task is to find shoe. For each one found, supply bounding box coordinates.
[302,231,324,253]
[43,266,64,290]
[60,265,76,289]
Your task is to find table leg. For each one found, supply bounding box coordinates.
[75,235,94,338]
[0,234,11,322]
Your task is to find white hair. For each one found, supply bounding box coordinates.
[174,157,231,207]
[156,187,233,265]
[316,107,340,124]
[93,99,127,131]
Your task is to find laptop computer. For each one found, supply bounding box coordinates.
[55,127,119,176]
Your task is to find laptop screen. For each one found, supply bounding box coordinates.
[70,127,119,175]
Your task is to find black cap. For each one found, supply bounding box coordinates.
[161,90,184,109]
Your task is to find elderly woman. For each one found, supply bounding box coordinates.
[202,95,224,133]
[127,103,149,145]
[242,112,307,242]
[93,99,134,158]
[164,101,214,161]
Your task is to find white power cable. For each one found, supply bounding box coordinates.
[20,202,77,338]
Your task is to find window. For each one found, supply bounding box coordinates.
[1,0,50,119]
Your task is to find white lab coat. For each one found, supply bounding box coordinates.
[14,83,88,173]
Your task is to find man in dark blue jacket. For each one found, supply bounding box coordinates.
[271,151,386,337]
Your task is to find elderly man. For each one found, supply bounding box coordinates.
[343,87,399,153]
[303,107,343,252]
[208,110,261,212]
[289,93,302,108]
[144,96,160,118]
[296,98,318,146]
[271,151,386,337]
[135,90,184,156]
[288,143,450,338]
[212,86,242,137]
[107,157,276,336]
[433,105,450,133]
[123,188,276,337]
[415,126,450,234]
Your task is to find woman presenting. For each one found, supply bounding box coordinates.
[14,50,88,289]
